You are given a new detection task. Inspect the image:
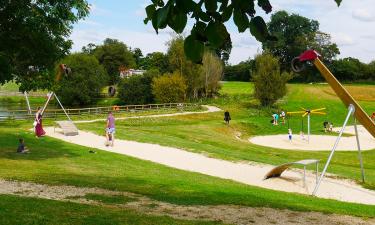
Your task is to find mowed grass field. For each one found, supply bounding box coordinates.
[0,82,375,222]
[79,82,375,190]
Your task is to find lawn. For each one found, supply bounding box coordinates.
[0,195,219,225]
[78,82,375,191]
[0,82,375,221]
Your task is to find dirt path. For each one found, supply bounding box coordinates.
[1,179,373,225]
[74,105,221,124]
[44,127,375,205]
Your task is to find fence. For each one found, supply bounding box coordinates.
[0,91,46,97]
[0,103,200,121]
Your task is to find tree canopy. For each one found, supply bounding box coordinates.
[0,0,89,91]
[144,0,342,63]
[55,53,107,106]
[93,38,136,85]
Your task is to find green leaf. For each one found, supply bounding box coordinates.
[335,0,342,6]
[156,5,170,29]
[233,9,249,33]
[221,5,233,22]
[184,35,204,63]
[205,21,229,48]
[257,0,272,13]
[145,4,156,19]
[249,16,269,42]
[176,0,195,13]
[219,0,229,12]
[204,0,217,12]
[168,9,188,33]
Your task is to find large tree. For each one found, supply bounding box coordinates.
[167,36,203,98]
[252,52,291,107]
[55,53,107,106]
[0,0,89,91]
[93,38,136,85]
[262,11,339,73]
[202,51,223,97]
[140,52,169,73]
[144,0,342,62]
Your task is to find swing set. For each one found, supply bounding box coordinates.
[291,49,375,195]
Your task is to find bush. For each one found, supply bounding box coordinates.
[117,69,159,105]
[152,72,187,103]
[55,53,108,106]
[252,52,291,107]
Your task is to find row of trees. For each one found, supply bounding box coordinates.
[117,37,224,105]
[54,36,224,106]
[225,10,375,84]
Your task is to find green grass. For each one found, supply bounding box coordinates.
[78,82,375,191]
[0,195,219,225]
[1,82,375,220]
[0,81,19,92]
[83,193,136,204]
[0,126,374,218]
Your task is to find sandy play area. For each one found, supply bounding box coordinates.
[249,125,375,151]
[45,127,375,205]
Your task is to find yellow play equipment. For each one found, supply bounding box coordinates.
[292,50,375,196]
[287,107,326,143]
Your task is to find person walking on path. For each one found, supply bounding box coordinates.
[224,111,231,125]
[106,111,116,147]
[34,107,45,137]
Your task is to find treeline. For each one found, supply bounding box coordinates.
[56,36,224,106]
[224,11,375,83]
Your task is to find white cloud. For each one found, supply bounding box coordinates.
[352,9,375,22]
[331,32,355,46]
[72,0,375,64]
[70,27,172,55]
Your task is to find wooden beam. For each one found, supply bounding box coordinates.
[314,58,375,138]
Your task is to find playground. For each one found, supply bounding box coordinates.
[249,125,375,151]
[1,80,375,224]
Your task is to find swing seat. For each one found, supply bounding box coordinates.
[55,121,78,136]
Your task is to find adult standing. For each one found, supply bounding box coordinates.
[224,111,231,125]
[34,107,45,137]
[106,111,116,147]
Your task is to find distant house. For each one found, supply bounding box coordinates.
[120,69,146,78]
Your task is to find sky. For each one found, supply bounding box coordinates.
[70,0,375,65]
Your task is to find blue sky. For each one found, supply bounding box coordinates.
[70,0,375,64]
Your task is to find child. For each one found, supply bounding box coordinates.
[17,138,29,154]
[329,123,333,132]
[300,131,305,140]
[288,129,292,142]
[280,110,286,124]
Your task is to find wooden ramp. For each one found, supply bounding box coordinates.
[55,121,78,136]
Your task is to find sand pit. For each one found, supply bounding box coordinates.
[45,127,375,205]
[249,125,375,151]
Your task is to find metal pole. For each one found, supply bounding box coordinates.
[316,162,319,185]
[24,92,32,115]
[312,104,355,196]
[308,114,310,143]
[353,118,365,183]
[53,93,72,121]
[41,92,53,115]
